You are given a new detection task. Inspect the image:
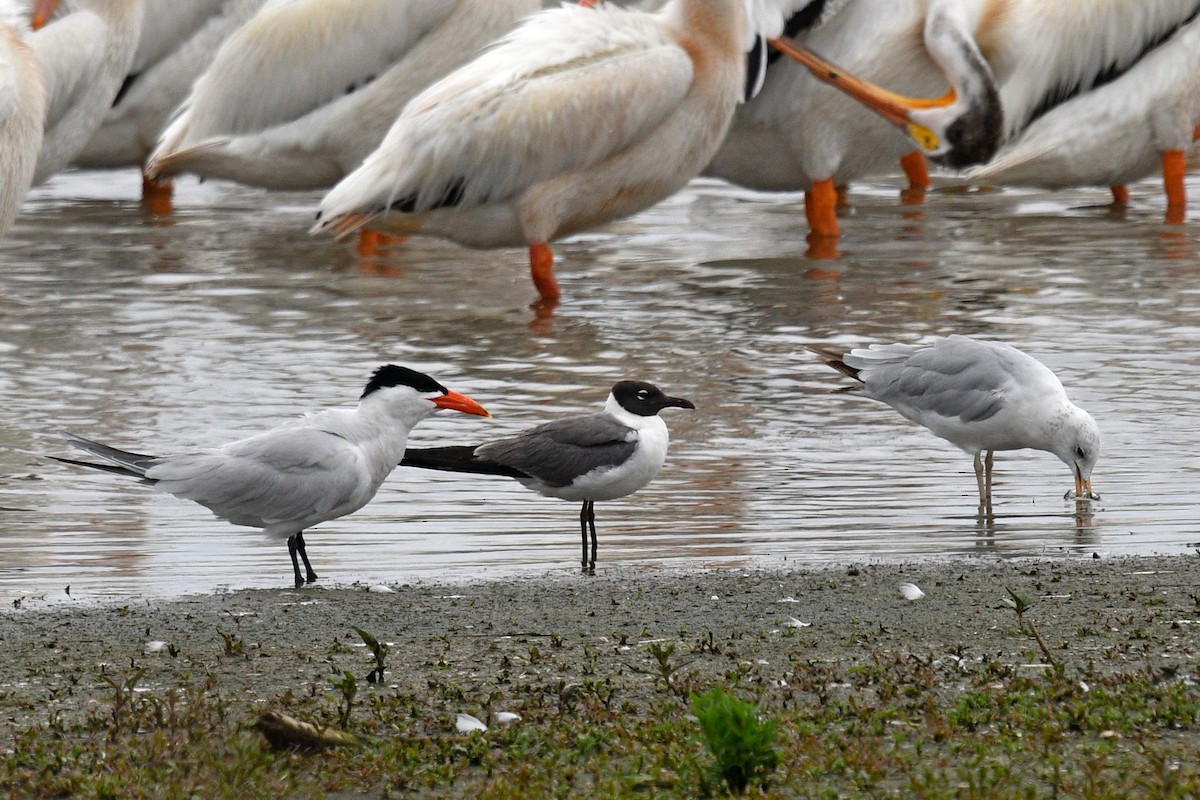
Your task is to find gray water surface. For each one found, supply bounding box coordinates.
[3,169,1199,600]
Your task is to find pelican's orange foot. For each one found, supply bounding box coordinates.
[357,229,407,258]
[805,232,839,260]
[141,172,174,216]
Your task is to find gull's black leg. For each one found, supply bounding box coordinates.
[585,501,597,576]
[295,531,318,583]
[579,502,589,574]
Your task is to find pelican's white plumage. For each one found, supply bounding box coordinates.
[709,0,1200,238]
[314,0,816,302]
[968,10,1200,218]
[0,6,44,236]
[145,0,544,190]
[73,0,265,171]
[29,0,144,185]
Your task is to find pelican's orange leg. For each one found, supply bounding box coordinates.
[141,170,173,216]
[529,242,561,302]
[805,178,840,239]
[1110,185,1129,205]
[900,150,929,204]
[900,151,930,190]
[1163,149,1187,225]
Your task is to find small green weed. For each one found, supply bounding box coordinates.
[691,688,780,795]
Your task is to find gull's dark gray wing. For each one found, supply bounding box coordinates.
[476,413,637,489]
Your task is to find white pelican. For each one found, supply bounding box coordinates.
[145,0,546,192]
[312,0,984,304]
[28,0,145,185]
[0,4,45,236]
[967,9,1200,223]
[711,0,1200,241]
[72,0,266,210]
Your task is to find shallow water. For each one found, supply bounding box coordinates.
[2,168,1199,600]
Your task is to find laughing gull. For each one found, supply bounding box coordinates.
[401,380,695,573]
[52,365,491,588]
[809,336,1101,511]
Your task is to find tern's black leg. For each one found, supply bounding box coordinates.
[287,535,304,588]
[295,531,318,583]
[287,532,318,587]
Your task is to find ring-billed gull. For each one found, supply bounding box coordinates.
[809,336,1101,509]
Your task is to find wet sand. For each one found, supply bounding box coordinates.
[3,554,1198,726]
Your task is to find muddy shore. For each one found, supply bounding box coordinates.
[3,554,1198,726]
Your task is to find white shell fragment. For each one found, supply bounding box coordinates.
[367,585,395,593]
[493,711,522,725]
[456,713,488,734]
[784,617,811,628]
[899,583,926,601]
[144,640,169,654]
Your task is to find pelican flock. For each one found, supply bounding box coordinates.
[144,0,548,191]
[71,0,267,208]
[28,0,145,185]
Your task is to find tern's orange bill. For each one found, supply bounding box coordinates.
[434,390,491,418]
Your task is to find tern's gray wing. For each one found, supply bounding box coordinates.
[476,413,637,489]
[851,338,1016,425]
[146,428,366,531]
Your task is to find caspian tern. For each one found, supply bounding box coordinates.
[53,365,491,588]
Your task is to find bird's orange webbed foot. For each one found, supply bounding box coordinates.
[141,170,174,216]
[357,229,407,258]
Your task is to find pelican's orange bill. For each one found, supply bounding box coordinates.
[434,390,491,417]
[767,37,946,152]
[32,0,60,30]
